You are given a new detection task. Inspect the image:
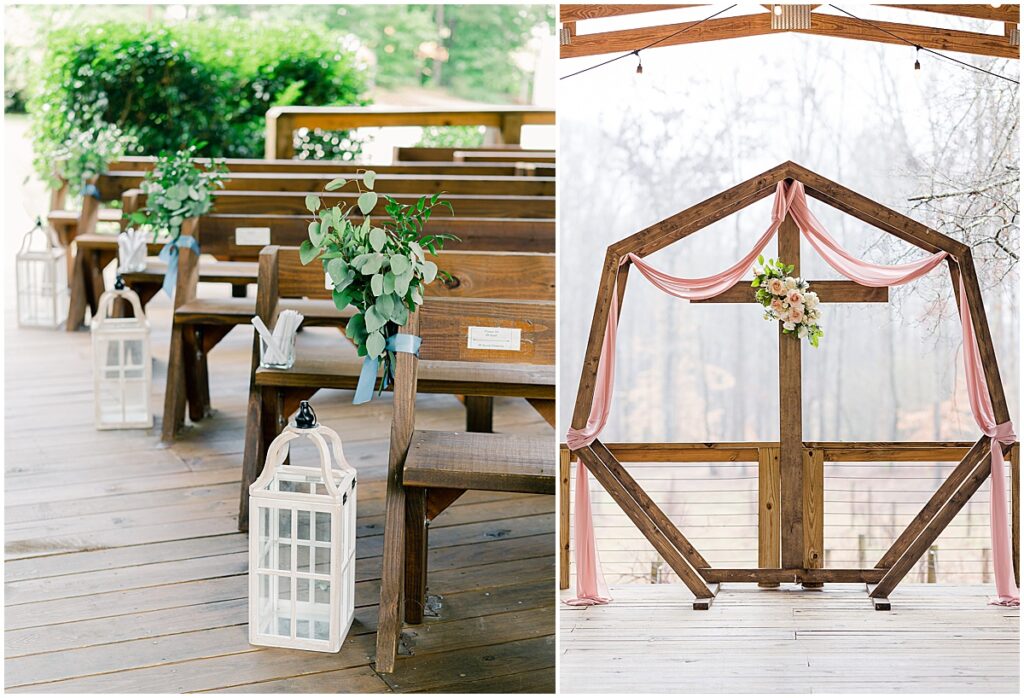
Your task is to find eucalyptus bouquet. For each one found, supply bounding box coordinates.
[46,123,136,197]
[300,171,455,381]
[752,256,824,347]
[128,145,228,241]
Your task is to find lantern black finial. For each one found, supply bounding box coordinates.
[114,276,126,291]
[295,401,317,429]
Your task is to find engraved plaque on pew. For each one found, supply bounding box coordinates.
[468,326,521,351]
[235,227,271,246]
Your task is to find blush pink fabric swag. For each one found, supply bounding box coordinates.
[566,181,1018,607]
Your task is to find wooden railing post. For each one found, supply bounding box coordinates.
[757,446,781,587]
[1011,442,1020,588]
[500,112,524,144]
[560,445,571,590]
[802,447,825,588]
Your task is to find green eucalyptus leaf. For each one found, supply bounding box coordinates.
[332,287,353,310]
[366,330,386,358]
[369,227,387,252]
[410,241,425,262]
[361,252,384,275]
[299,239,320,265]
[364,305,387,332]
[390,254,410,275]
[390,299,409,325]
[363,170,376,190]
[375,293,395,318]
[395,269,413,296]
[357,191,378,215]
[345,312,366,340]
[370,273,383,296]
[326,258,352,287]
[421,260,438,284]
[383,271,396,294]
[325,177,347,191]
[305,194,320,213]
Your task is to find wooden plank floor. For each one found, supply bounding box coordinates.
[560,584,1019,693]
[4,286,555,693]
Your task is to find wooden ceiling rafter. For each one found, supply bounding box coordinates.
[561,4,1020,60]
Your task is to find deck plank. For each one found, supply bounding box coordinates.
[4,289,554,693]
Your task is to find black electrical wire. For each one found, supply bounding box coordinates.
[560,4,738,81]
[829,3,1020,86]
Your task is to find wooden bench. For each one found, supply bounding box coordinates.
[394,145,556,163]
[374,296,556,673]
[238,246,556,530]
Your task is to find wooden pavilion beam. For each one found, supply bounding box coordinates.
[882,4,1020,24]
[560,4,700,23]
[561,11,1019,60]
[692,279,888,303]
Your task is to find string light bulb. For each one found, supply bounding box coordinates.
[634,50,643,75]
[914,45,921,71]
[774,4,783,15]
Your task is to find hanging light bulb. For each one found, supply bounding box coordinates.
[991,3,1002,9]
[634,50,643,75]
[774,4,784,16]
[914,45,921,71]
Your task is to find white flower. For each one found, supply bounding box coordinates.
[784,277,798,290]
[804,291,819,309]
[798,325,808,338]
[783,321,796,331]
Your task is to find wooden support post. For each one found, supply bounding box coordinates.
[403,488,428,625]
[560,446,571,590]
[871,436,992,601]
[499,112,524,145]
[757,446,781,588]
[802,447,825,588]
[777,212,804,571]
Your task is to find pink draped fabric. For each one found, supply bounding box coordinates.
[565,180,1018,607]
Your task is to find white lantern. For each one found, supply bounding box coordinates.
[91,280,153,429]
[16,217,68,328]
[249,401,357,653]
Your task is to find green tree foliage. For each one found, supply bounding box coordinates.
[28,19,369,168]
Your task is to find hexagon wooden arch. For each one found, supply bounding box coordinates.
[569,161,1018,609]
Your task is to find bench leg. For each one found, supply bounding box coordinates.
[464,396,493,433]
[182,326,206,423]
[404,488,428,625]
[161,324,189,443]
[239,385,266,532]
[66,251,90,332]
[376,474,407,674]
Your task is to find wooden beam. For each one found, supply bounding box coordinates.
[778,213,804,570]
[692,279,888,304]
[956,252,1012,424]
[570,250,620,429]
[882,4,1020,24]
[560,11,1019,60]
[577,444,713,599]
[802,447,825,588]
[559,447,571,590]
[580,440,989,463]
[560,4,698,23]
[871,438,995,599]
[701,567,886,584]
[1012,442,1020,588]
[757,447,781,588]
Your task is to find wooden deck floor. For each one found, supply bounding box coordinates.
[560,584,1019,693]
[4,288,555,693]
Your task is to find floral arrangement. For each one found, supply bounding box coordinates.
[752,256,824,347]
[44,123,137,197]
[127,145,228,241]
[300,170,455,379]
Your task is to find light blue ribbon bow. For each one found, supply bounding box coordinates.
[81,183,101,200]
[353,333,422,405]
[157,235,200,297]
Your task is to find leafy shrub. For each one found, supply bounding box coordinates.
[29,20,369,176]
[416,125,487,149]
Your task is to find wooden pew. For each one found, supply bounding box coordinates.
[238,246,556,530]
[394,145,556,163]
[374,295,555,673]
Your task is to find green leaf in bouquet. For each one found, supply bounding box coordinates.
[390,253,411,275]
[305,194,320,213]
[362,170,376,190]
[364,305,387,332]
[325,177,347,191]
[357,191,378,215]
[366,330,386,358]
[299,239,320,265]
[370,227,387,252]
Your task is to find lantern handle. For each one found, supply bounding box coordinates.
[93,287,148,330]
[249,430,301,494]
[315,424,358,492]
[19,217,60,255]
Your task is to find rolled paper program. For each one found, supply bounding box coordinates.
[117,228,149,274]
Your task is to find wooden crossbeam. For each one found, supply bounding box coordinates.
[560,4,699,23]
[702,567,886,584]
[882,4,1020,23]
[566,441,986,463]
[576,443,715,603]
[691,279,888,304]
[560,11,1019,60]
[871,436,995,600]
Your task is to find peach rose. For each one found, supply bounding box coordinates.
[785,277,798,290]
[770,298,785,314]
[767,278,786,296]
[786,289,804,306]
[788,307,805,324]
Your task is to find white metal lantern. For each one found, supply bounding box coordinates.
[91,281,153,429]
[16,217,68,328]
[249,401,357,653]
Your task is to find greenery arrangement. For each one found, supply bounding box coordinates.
[752,256,824,347]
[28,20,368,174]
[416,125,487,149]
[39,122,136,196]
[300,170,455,380]
[128,146,228,241]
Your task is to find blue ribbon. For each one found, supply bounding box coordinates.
[81,183,101,200]
[353,333,422,405]
[157,235,200,297]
